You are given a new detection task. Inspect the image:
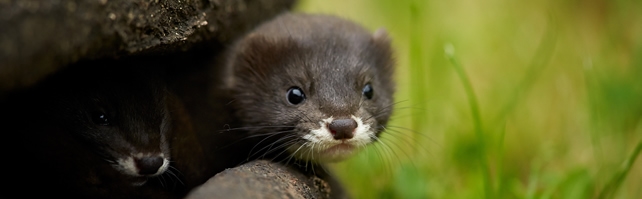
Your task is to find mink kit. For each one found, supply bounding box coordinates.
[167,12,397,198]
[0,58,182,198]
[211,12,396,198]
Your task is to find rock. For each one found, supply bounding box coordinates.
[185,160,333,199]
[0,0,296,91]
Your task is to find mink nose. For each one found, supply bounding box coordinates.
[134,156,164,175]
[328,118,357,140]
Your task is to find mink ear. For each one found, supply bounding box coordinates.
[372,28,392,53]
[371,27,395,74]
[373,28,390,43]
[226,33,293,86]
[238,33,292,71]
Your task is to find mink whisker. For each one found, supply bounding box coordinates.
[247,130,298,158]
[248,134,299,159]
[384,125,440,150]
[268,139,306,163]
[218,128,296,150]
[371,136,395,177]
[167,166,185,186]
[158,175,166,188]
[373,133,417,172]
[219,125,296,132]
[285,142,309,166]
[260,137,301,159]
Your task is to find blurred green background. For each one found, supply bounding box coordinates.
[295,0,642,198]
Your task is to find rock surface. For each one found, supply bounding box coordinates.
[185,160,332,199]
[0,0,295,91]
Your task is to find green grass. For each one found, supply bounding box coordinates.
[295,0,642,198]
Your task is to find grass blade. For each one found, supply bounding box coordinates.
[445,43,493,199]
[408,0,428,151]
[597,139,642,199]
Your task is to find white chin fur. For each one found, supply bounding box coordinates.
[288,115,373,162]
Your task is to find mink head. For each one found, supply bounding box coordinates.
[43,65,172,186]
[225,13,395,162]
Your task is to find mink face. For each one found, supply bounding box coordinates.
[40,65,172,186]
[224,13,395,162]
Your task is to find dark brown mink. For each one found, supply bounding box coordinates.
[0,57,185,199]
[220,12,396,198]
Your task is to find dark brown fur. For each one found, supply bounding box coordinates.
[220,12,396,198]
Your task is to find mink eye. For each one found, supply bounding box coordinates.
[90,111,110,126]
[362,83,374,99]
[286,87,306,105]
